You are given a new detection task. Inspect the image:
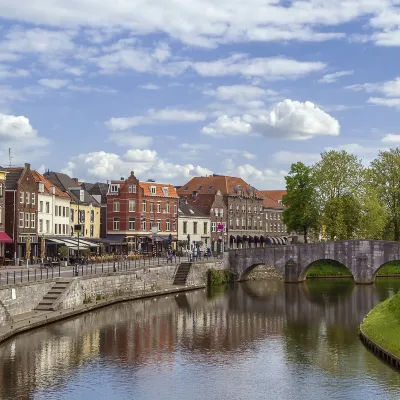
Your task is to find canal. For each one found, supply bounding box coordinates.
[1,279,400,399]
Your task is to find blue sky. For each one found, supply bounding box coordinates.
[1,0,400,188]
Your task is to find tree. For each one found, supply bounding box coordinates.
[282,162,320,243]
[370,148,400,241]
[58,246,69,260]
[313,150,364,240]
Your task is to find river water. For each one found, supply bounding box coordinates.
[1,279,400,400]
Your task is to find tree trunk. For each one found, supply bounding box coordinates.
[303,226,308,243]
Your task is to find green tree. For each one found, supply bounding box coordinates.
[282,162,319,243]
[370,148,400,241]
[313,150,364,240]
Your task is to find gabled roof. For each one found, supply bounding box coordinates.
[44,171,100,206]
[177,174,259,198]
[262,195,285,210]
[139,182,178,198]
[4,167,23,190]
[178,199,209,218]
[184,194,218,215]
[32,170,71,199]
[82,182,109,205]
[259,190,286,202]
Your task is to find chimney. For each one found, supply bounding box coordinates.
[120,177,124,181]
[130,171,134,176]
[50,186,55,195]
[25,163,31,170]
[72,178,79,184]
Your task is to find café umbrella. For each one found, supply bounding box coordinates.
[26,234,31,268]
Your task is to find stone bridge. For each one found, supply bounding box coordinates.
[227,240,400,284]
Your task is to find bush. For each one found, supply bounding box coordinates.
[207,268,233,286]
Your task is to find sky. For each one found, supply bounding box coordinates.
[1,0,400,189]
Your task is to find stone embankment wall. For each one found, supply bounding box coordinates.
[0,260,226,326]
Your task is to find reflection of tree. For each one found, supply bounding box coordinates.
[373,279,400,302]
[303,279,355,305]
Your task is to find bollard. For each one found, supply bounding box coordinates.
[113,262,116,273]
[35,269,36,281]
[20,270,22,283]
[6,272,8,285]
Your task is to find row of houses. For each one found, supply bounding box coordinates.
[0,164,290,264]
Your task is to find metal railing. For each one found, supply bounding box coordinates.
[0,253,224,287]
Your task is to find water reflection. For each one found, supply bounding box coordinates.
[1,280,400,399]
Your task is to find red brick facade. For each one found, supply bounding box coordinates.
[106,171,178,252]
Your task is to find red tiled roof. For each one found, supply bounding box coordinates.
[139,182,178,198]
[177,175,258,197]
[258,190,286,202]
[262,195,285,209]
[32,170,71,199]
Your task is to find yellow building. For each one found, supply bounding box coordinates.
[43,171,101,239]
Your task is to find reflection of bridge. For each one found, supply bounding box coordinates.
[228,240,400,283]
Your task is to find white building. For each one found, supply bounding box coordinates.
[33,171,71,237]
[178,199,211,251]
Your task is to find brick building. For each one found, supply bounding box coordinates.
[0,167,11,263]
[178,174,264,250]
[107,171,179,254]
[5,163,39,262]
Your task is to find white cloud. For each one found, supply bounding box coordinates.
[193,55,326,80]
[202,99,340,140]
[180,143,211,151]
[318,70,354,83]
[204,85,277,102]
[109,133,153,148]
[367,97,400,107]
[220,149,256,159]
[273,150,320,165]
[202,115,252,137]
[107,108,207,131]
[38,78,70,89]
[0,65,30,79]
[139,83,160,90]
[61,149,212,183]
[382,134,400,144]
[0,113,38,140]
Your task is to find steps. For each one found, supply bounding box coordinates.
[173,263,192,285]
[35,280,71,311]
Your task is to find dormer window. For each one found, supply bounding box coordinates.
[38,182,45,193]
[150,186,156,195]
[162,187,169,196]
[111,184,119,193]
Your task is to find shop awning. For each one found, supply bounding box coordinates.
[0,232,12,243]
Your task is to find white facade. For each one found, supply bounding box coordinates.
[178,215,211,250]
[38,192,54,235]
[54,196,71,236]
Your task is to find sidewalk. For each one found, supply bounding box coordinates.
[0,284,205,345]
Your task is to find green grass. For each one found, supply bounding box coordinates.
[307,260,352,277]
[361,293,400,358]
[377,261,400,276]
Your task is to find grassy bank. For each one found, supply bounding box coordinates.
[361,293,400,358]
[207,269,234,286]
[307,260,400,278]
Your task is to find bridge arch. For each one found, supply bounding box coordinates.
[240,263,284,281]
[373,260,400,279]
[299,259,354,281]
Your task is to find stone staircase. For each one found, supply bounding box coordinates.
[35,279,71,311]
[173,262,192,285]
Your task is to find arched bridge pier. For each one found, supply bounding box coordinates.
[227,240,400,284]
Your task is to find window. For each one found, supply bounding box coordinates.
[236,204,239,211]
[19,212,24,228]
[39,219,43,232]
[70,208,74,222]
[229,203,233,210]
[150,219,154,230]
[26,192,30,204]
[113,217,120,230]
[90,225,94,237]
[242,218,245,229]
[39,182,44,193]
[55,206,58,216]
[31,193,35,205]
[266,213,269,220]
[184,186,189,190]
[166,202,170,214]
[31,213,35,229]
[157,219,161,231]
[162,187,169,196]
[236,218,239,228]
[254,219,257,229]
[150,201,154,213]
[39,201,43,213]
[132,184,137,193]
[183,221,187,234]
[46,202,50,213]
[129,217,136,231]
[0,183,3,198]
[141,218,146,230]
[278,214,281,220]
[128,184,133,193]
[248,218,252,229]
[59,224,61,234]
[111,184,119,193]
[259,220,262,229]
[142,200,147,212]
[254,206,257,213]
[79,210,85,223]
[260,206,263,212]
[193,222,198,234]
[220,209,224,218]
[25,213,29,228]
[223,222,226,232]
[208,185,212,190]
[173,221,177,232]
[212,222,216,232]
[150,186,156,195]
[129,199,136,212]
[55,224,58,234]
[248,206,251,213]
[63,207,66,217]
[174,203,177,214]
[63,224,66,235]
[203,222,207,234]
[265,223,269,232]
[166,220,170,231]
[66,207,69,218]
[113,200,120,212]
[157,202,161,213]
[19,192,24,204]
[46,220,50,233]
[242,205,245,212]
[229,219,233,229]
[90,210,94,222]
[198,185,203,190]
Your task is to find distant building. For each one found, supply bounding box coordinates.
[178,174,264,249]
[106,171,179,254]
[177,198,211,252]
[0,167,11,263]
